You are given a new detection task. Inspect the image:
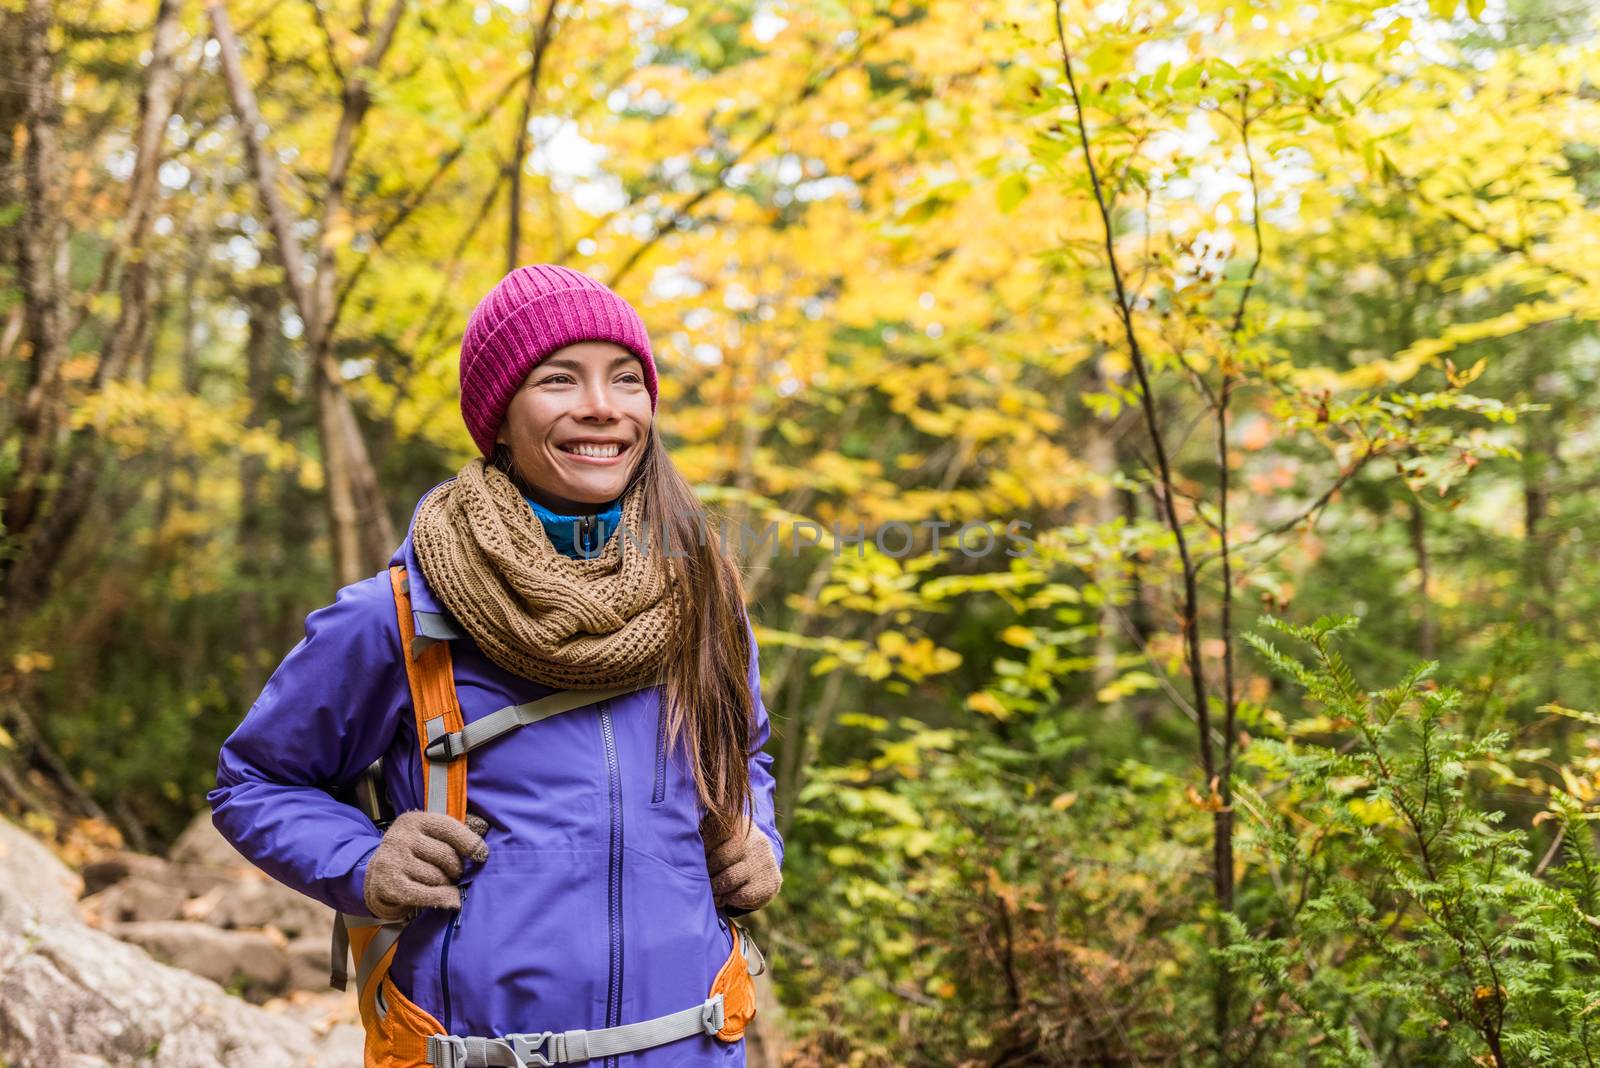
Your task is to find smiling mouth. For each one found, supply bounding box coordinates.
[558,441,629,461]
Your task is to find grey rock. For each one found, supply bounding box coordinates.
[167,810,249,869]
[82,875,188,924]
[81,850,235,901]
[0,817,361,1068]
[80,855,133,896]
[111,920,292,994]
[286,933,335,992]
[192,875,332,941]
[0,816,83,927]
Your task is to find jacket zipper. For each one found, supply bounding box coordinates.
[440,881,469,1035]
[652,690,668,804]
[579,513,596,556]
[600,701,624,1068]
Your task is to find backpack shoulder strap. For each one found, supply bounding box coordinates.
[388,564,467,820]
[332,566,469,1029]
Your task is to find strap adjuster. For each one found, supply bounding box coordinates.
[701,993,725,1036]
[426,731,465,762]
[426,1034,466,1068]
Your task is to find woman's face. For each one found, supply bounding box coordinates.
[495,341,653,512]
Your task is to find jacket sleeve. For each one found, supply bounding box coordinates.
[744,614,784,872]
[207,576,405,917]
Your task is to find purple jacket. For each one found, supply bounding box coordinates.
[209,483,783,1067]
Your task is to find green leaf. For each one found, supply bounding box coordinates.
[996,172,1030,214]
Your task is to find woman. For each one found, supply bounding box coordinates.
[210,264,784,1068]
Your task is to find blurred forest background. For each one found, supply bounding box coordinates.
[3,0,1600,1064]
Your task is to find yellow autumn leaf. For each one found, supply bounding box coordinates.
[999,626,1035,648]
[965,691,1008,720]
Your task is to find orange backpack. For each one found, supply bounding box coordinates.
[329,564,763,1068]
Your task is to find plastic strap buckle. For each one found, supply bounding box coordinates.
[425,731,466,762]
[701,993,725,1036]
[508,1030,560,1067]
[426,1034,467,1068]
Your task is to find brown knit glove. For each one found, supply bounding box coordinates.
[363,811,489,921]
[704,815,782,912]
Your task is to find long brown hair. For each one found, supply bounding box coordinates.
[498,424,757,841]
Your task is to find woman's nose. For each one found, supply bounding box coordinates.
[572,378,619,420]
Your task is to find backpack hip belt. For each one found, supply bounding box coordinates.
[426,922,765,1068]
[331,565,765,1068]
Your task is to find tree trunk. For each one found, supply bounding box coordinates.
[209,1,399,587]
[1409,494,1435,660]
[99,0,185,390]
[1086,355,1122,693]
[1522,355,1563,704]
[238,286,278,699]
[0,0,185,621]
[2,0,68,586]
[507,0,562,273]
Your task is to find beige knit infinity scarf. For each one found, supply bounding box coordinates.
[411,458,679,688]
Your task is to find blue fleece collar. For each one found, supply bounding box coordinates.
[523,494,623,559]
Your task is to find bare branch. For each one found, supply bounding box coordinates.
[507,0,562,272]
[1197,438,1381,573]
[304,0,346,84]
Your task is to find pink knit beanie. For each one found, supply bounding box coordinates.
[458,264,658,456]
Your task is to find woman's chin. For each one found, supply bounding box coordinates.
[552,476,628,507]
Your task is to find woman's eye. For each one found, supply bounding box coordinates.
[536,373,574,386]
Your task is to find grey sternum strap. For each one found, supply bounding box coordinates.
[427,994,727,1068]
[424,684,644,763]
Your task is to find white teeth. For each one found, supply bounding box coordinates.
[565,443,621,458]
